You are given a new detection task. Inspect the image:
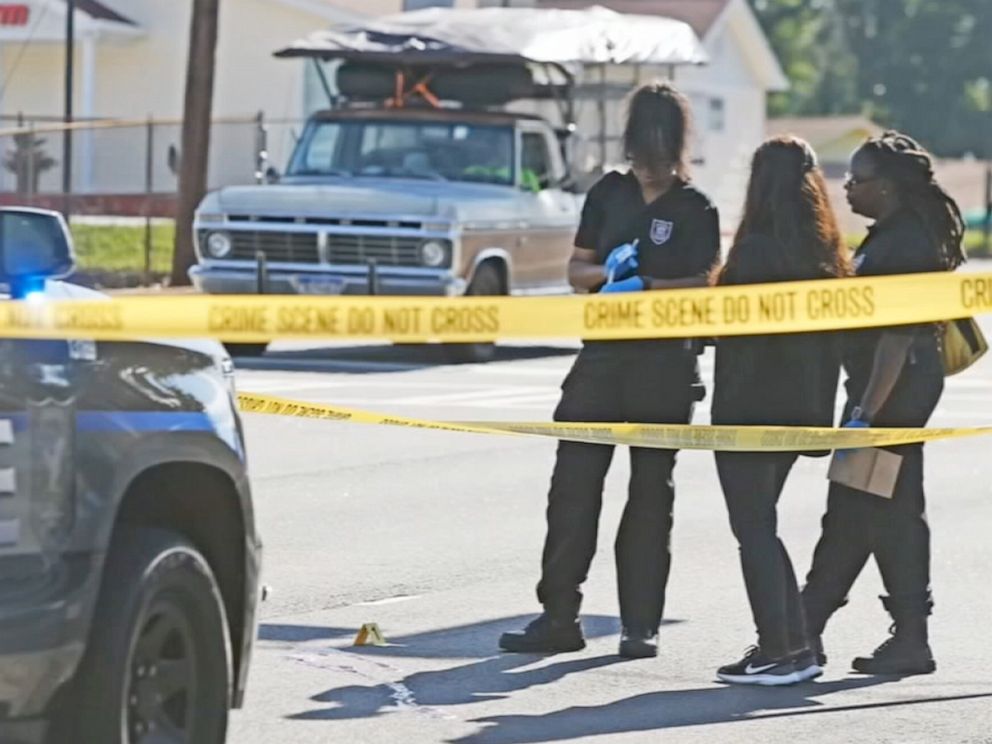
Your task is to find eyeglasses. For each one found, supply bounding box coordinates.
[844,172,880,187]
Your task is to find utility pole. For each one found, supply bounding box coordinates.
[63,0,75,217]
[172,0,220,286]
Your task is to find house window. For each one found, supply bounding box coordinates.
[403,0,454,10]
[709,98,725,132]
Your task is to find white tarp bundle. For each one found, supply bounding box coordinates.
[275,5,707,67]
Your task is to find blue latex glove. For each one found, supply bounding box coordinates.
[600,275,646,293]
[836,417,870,460]
[605,239,640,282]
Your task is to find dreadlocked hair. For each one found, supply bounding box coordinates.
[860,130,966,269]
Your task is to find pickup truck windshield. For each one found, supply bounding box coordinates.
[288,120,515,186]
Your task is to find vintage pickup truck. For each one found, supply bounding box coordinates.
[191,107,579,359]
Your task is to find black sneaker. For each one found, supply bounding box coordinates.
[851,627,936,676]
[791,648,824,682]
[717,646,805,686]
[810,636,827,667]
[499,614,585,653]
[618,628,658,659]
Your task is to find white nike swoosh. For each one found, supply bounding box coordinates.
[745,662,779,674]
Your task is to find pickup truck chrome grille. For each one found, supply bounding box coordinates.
[326,234,422,267]
[204,229,426,267]
[225,231,321,263]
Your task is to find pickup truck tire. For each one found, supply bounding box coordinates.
[444,262,502,364]
[224,342,268,358]
[55,527,230,744]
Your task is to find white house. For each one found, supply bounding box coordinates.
[0,0,368,201]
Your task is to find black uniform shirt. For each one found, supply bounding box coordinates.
[576,170,720,282]
[575,170,720,354]
[844,209,946,388]
[711,233,841,433]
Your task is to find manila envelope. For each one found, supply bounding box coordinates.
[827,447,903,499]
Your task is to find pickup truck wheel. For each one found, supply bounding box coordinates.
[57,527,230,744]
[224,342,268,358]
[444,263,502,363]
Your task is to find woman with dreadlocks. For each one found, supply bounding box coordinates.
[802,130,967,676]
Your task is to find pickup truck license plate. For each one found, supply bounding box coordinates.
[293,276,346,295]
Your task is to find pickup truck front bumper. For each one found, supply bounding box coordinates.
[190,264,468,297]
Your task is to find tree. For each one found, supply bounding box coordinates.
[748,0,992,158]
[171,0,220,286]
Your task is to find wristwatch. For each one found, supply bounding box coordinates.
[849,405,871,424]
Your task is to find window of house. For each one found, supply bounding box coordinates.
[709,97,726,132]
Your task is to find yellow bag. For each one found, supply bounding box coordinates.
[942,317,989,376]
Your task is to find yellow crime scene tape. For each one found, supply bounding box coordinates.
[0,270,991,342]
[236,393,992,452]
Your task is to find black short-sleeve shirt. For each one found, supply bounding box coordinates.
[844,209,946,388]
[576,170,720,282]
[711,233,841,433]
[575,170,720,355]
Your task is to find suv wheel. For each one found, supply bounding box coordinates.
[444,262,502,364]
[56,527,230,744]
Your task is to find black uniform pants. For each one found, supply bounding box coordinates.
[715,451,807,658]
[536,345,700,631]
[803,357,944,634]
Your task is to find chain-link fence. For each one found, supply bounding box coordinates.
[0,113,307,286]
[0,113,306,217]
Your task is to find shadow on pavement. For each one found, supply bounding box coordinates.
[258,624,357,643]
[233,344,578,374]
[453,683,992,743]
[281,614,684,722]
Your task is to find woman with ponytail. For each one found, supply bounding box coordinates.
[802,130,966,676]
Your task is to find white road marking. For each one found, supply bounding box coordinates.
[356,595,421,607]
[289,647,456,720]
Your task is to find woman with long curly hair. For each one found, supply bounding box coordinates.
[802,131,966,676]
[712,136,849,685]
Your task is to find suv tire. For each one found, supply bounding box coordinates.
[444,262,502,364]
[55,527,231,744]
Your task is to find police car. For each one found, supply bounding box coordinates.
[0,208,261,744]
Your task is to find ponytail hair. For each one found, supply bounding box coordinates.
[860,130,966,268]
[622,82,692,180]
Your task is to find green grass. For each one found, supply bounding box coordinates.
[71,222,175,273]
[68,221,992,274]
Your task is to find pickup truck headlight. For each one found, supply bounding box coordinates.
[419,239,449,267]
[205,231,233,259]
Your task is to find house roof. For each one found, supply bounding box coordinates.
[535,0,731,38]
[269,0,367,25]
[766,116,883,147]
[67,0,137,26]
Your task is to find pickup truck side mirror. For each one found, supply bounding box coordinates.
[0,208,75,296]
[265,166,281,184]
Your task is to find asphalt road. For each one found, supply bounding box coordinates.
[226,308,992,743]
